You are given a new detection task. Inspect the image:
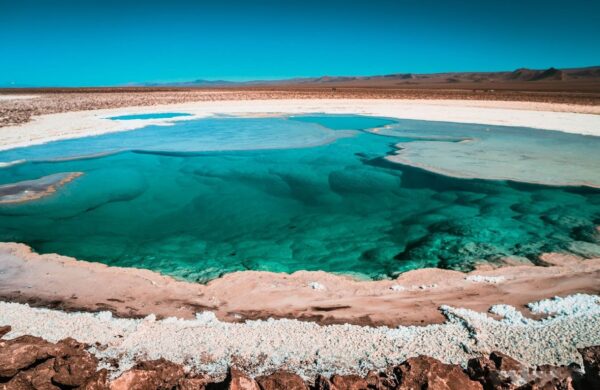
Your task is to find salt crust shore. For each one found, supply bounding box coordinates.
[1,99,600,151]
[1,243,599,328]
[1,294,599,379]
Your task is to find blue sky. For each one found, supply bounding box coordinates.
[1,0,599,86]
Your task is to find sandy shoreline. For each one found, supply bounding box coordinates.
[1,243,599,327]
[1,99,600,151]
[0,98,599,327]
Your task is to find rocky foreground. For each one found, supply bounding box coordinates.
[1,326,599,390]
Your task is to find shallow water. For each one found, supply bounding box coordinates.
[0,115,599,282]
[378,120,600,187]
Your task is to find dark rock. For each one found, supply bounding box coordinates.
[489,352,524,372]
[5,358,60,390]
[81,369,110,390]
[314,375,333,390]
[255,371,308,390]
[527,364,578,390]
[579,346,600,389]
[109,369,162,390]
[466,355,494,381]
[0,335,55,378]
[467,352,582,390]
[227,367,260,390]
[394,356,482,390]
[0,326,10,339]
[467,355,514,389]
[52,350,98,387]
[177,376,209,390]
[134,359,185,386]
[330,374,369,389]
[109,359,187,390]
[365,370,398,389]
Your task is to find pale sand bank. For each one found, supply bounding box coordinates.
[385,150,600,188]
[1,243,599,327]
[1,99,600,151]
[1,294,599,379]
[0,94,39,101]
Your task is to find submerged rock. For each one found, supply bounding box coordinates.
[0,172,83,204]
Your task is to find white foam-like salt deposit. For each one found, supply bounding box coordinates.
[527,294,600,316]
[489,305,532,325]
[1,294,599,379]
[309,282,326,290]
[466,275,506,284]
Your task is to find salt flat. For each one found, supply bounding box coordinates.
[1,99,599,151]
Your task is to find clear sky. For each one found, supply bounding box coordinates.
[1,0,599,86]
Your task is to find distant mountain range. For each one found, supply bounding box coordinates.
[132,66,600,89]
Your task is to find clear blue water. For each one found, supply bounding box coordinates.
[108,112,193,120]
[0,116,360,163]
[0,115,599,282]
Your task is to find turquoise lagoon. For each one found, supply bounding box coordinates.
[0,114,599,282]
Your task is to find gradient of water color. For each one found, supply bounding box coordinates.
[0,115,598,282]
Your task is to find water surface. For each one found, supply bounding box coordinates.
[0,115,598,282]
